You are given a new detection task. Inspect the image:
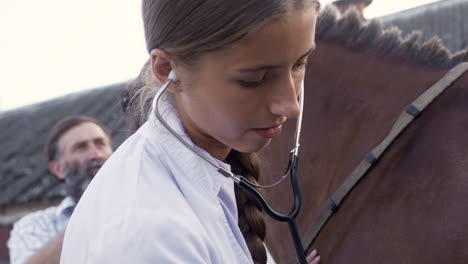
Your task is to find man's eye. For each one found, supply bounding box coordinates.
[73,144,86,152]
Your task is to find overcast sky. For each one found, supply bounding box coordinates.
[0,0,442,111]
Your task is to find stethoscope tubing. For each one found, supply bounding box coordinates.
[236,155,306,264]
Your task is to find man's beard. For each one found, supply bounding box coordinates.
[62,160,105,203]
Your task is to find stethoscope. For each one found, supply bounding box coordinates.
[153,70,308,264]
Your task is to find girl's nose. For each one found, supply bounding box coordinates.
[268,76,301,119]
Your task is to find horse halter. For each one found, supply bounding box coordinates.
[152,71,310,264]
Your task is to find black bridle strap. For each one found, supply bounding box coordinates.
[300,62,468,255]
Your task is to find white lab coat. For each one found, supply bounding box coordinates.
[60,94,273,263]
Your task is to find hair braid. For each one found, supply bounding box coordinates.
[227,150,267,264]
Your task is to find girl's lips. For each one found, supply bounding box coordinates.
[253,125,283,139]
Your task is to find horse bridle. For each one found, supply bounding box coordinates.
[295,62,468,263]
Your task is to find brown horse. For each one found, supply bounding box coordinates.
[261,6,468,264]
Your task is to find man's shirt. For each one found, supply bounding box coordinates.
[7,197,75,264]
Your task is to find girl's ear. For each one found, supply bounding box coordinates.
[150,49,181,93]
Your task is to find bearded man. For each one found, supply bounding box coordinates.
[7,116,113,264]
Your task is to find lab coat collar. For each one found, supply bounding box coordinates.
[148,93,232,199]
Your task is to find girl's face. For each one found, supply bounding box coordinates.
[173,8,317,160]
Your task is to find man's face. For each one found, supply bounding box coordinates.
[57,122,112,178]
[51,122,112,202]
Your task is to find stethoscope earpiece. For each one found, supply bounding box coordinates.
[168,70,178,82]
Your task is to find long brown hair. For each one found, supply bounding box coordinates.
[140,1,319,262]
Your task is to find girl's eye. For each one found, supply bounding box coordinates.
[237,73,266,88]
[238,79,264,88]
[293,61,309,71]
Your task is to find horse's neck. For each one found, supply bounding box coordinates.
[262,41,449,213]
[303,41,449,195]
[263,41,465,263]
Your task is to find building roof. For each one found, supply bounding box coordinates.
[0,82,130,208]
[380,0,468,53]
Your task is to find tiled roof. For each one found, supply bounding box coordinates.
[380,0,468,52]
[0,82,130,207]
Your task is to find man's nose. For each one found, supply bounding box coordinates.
[268,75,301,119]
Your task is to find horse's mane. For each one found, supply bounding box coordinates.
[316,5,468,69]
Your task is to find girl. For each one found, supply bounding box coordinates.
[61,0,321,263]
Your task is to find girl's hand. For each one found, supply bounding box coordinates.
[306,249,320,264]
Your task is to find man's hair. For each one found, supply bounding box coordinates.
[45,116,112,162]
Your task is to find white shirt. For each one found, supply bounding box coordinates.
[8,197,74,264]
[60,95,275,263]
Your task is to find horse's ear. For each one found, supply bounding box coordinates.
[48,160,66,181]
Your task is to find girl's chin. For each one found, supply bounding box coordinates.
[234,138,272,153]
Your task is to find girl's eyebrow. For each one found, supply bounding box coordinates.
[237,45,316,73]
